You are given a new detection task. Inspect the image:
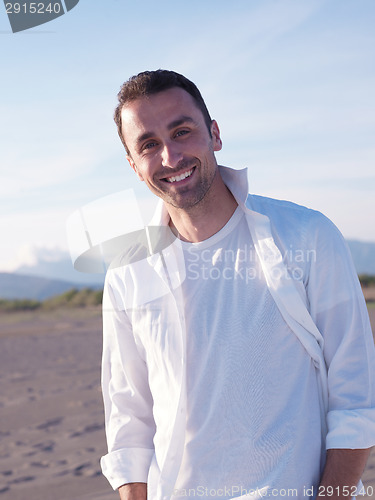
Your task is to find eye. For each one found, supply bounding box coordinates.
[175,129,190,138]
[142,141,158,151]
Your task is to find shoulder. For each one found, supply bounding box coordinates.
[246,194,350,292]
[248,193,323,223]
[247,193,337,247]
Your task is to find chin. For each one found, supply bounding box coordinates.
[165,191,208,210]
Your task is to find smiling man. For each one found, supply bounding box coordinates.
[118,84,237,242]
[100,70,375,500]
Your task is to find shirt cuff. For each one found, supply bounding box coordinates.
[100,447,154,490]
[326,408,375,449]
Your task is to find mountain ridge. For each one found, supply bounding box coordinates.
[0,272,102,301]
[0,239,373,300]
[346,239,375,275]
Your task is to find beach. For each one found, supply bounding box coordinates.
[0,308,116,500]
[1,305,375,500]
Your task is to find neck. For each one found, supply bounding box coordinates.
[167,167,238,243]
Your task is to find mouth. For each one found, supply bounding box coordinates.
[163,167,195,184]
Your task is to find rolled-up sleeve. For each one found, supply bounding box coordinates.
[100,271,156,489]
[306,211,375,450]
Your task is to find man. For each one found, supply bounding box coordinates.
[100,70,375,500]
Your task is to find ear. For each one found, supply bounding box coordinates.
[211,120,222,152]
[127,155,144,181]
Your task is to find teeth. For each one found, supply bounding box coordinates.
[166,169,193,183]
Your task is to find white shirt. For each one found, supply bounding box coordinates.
[100,166,375,500]
[174,207,322,499]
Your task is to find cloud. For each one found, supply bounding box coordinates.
[0,242,69,273]
[0,191,158,272]
[0,209,70,271]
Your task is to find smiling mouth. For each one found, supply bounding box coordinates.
[164,167,195,183]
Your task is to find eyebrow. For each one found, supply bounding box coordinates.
[136,116,196,148]
[167,116,196,130]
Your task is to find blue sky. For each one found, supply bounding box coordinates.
[0,0,374,271]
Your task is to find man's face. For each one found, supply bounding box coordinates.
[121,87,222,210]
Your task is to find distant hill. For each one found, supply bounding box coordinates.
[0,239,373,301]
[12,240,375,279]
[0,273,102,301]
[15,256,104,286]
[346,240,375,275]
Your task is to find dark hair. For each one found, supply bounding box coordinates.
[114,69,212,154]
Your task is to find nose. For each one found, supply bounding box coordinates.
[161,140,183,169]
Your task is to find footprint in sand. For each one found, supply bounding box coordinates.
[36,417,64,430]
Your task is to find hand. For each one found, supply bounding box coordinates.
[118,482,147,500]
[318,448,371,499]
[118,483,147,500]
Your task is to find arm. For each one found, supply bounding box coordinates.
[100,271,155,490]
[304,213,375,493]
[119,482,147,500]
[318,448,371,499]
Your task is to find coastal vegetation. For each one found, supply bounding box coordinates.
[359,274,375,288]
[0,288,103,313]
[0,275,375,313]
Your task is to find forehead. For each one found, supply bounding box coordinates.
[120,87,204,144]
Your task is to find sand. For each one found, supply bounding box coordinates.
[1,305,375,500]
[0,308,117,500]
